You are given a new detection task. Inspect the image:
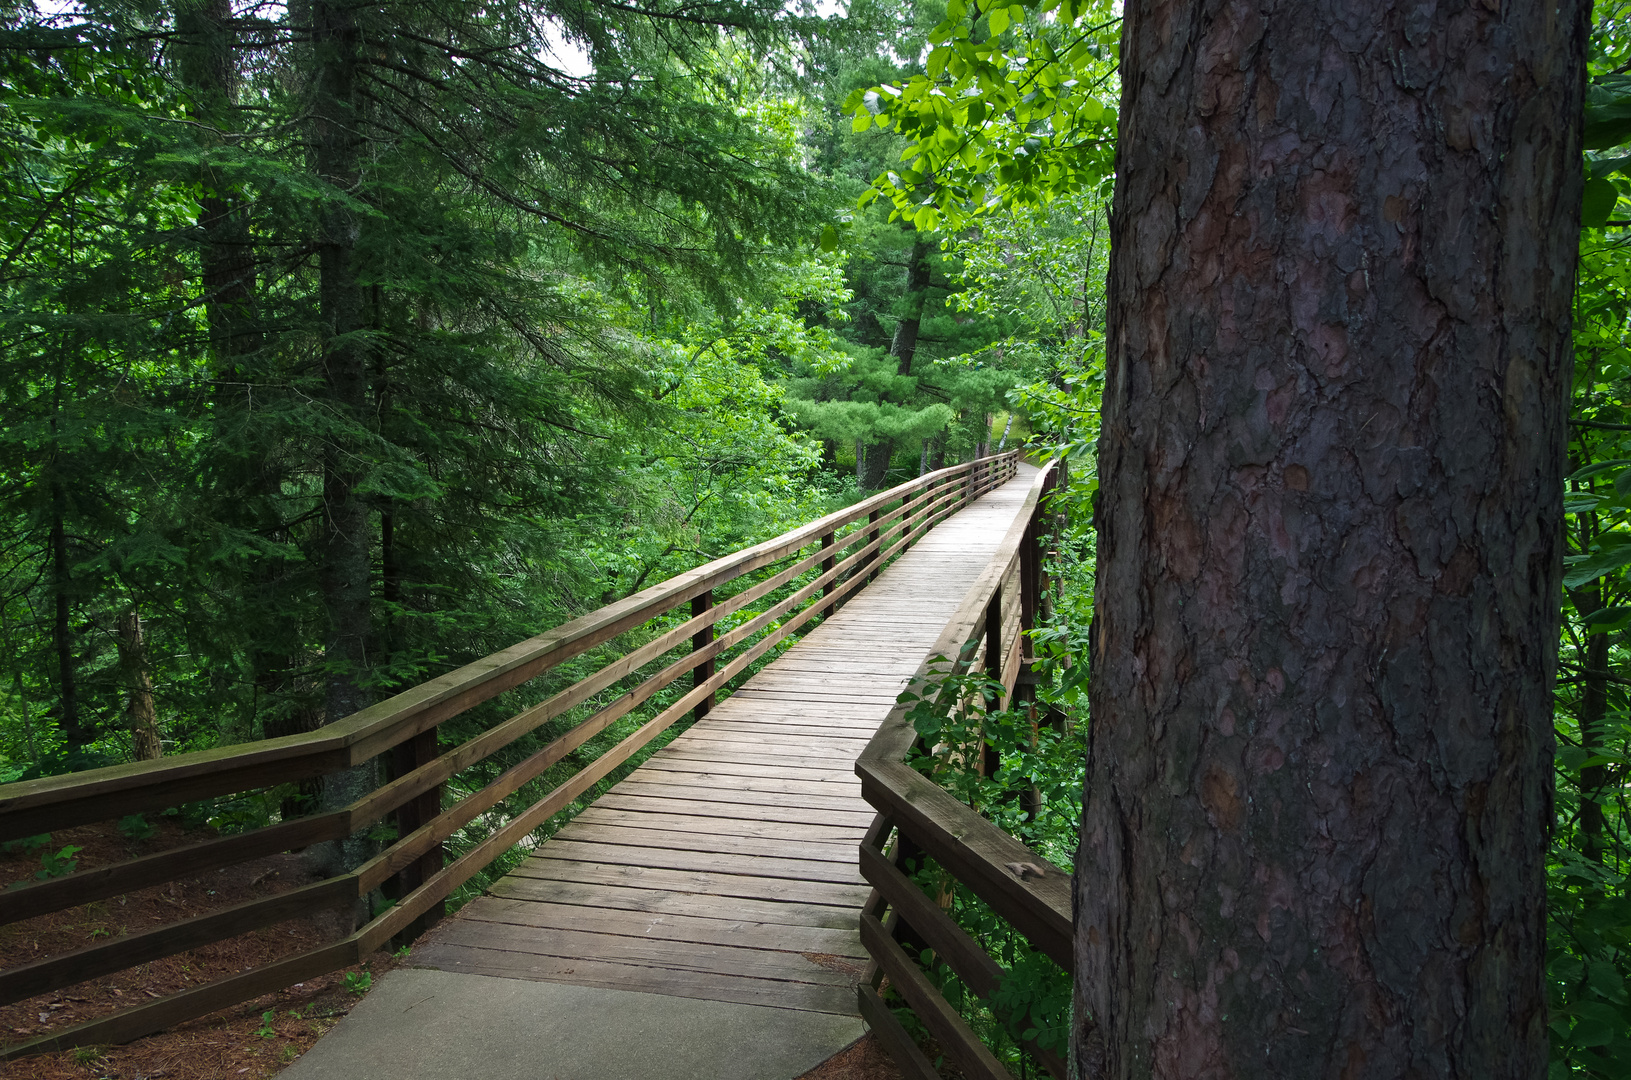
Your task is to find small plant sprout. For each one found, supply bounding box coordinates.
[117,813,155,841]
[35,844,82,880]
[2,833,50,856]
[344,970,372,995]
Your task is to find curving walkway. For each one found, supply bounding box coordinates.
[283,465,1038,1080]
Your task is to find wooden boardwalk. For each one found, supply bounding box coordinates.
[411,466,1038,1016]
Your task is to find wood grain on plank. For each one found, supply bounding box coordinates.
[557,822,858,863]
[528,838,866,886]
[454,897,866,956]
[506,857,872,908]
[485,877,861,928]
[410,944,858,1014]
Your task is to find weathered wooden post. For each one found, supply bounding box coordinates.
[389,726,443,945]
[820,532,836,618]
[691,590,715,719]
[864,508,881,582]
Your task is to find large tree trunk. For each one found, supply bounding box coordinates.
[1076,3,1584,1078]
[311,0,376,880]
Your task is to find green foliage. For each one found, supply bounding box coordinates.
[845,0,1120,230]
[343,970,372,996]
[2,832,50,856]
[117,813,153,842]
[35,843,81,879]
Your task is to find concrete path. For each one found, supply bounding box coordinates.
[280,968,862,1080]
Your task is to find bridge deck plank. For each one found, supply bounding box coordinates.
[410,466,1037,1014]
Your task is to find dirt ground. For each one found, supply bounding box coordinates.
[0,819,399,1080]
[796,1033,908,1080]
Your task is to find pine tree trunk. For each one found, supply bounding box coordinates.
[890,237,933,378]
[117,612,163,761]
[176,0,258,376]
[1076,3,1585,1077]
[49,484,83,749]
[311,0,377,880]
[859,236,935,489]
[860,441,892,490]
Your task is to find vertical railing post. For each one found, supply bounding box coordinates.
[1020,512,1041,652]
[692,590,715,719]
[388,725,443,946]
[865,508,882,582]
[820,531,836,618]
[980,584,1004,777]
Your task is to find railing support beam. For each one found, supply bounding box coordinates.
[692,590,716,720]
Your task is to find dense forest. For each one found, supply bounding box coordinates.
[5,0,1631,1073]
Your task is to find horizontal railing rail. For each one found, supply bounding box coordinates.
[0,451,1021,1058]
[854,458,1069,1080]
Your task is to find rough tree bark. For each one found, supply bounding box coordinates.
[1076,3,1585,1078]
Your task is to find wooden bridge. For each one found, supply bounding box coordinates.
[0,453,1072,1080]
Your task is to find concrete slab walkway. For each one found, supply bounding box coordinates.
[280,968,862,1080]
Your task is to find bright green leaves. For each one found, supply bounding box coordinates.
[1565,460,1631,593]
[1584,74,1631,228]
[1589,74,1631,152]
[844,0,1120,232]
[1586,175,1625,228]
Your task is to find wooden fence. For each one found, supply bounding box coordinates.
[854,458,1070,1080]
[0,451,1021,1058]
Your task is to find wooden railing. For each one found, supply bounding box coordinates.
[0,451,1021,1058]
[854,458,1069,1080]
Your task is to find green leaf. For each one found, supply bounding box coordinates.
[1566,492,1605,513]
[819,224,838,252]
[1569,459,1631,483]
[1585,176,1620,228]
[1565,545,1631,589]
[1583,606,1631,635]
[988,6,1010,33]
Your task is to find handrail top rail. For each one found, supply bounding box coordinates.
[854,457,1070,963]
[859,456,1057,769]
[0,451,1021,814]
